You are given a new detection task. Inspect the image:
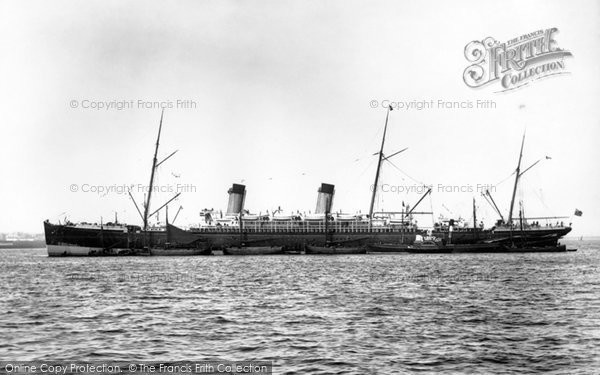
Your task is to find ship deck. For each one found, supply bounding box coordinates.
[191,221,418,233]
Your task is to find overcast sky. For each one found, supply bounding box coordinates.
[1,0,598,235]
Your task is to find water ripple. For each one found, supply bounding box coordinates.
[0,239,599,373]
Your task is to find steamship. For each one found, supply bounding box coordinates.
[43,180,422,256]
[43,108,421,256]
[43,107,572,256]
[428,132,571,247]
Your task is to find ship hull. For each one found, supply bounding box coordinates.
[429,226,571,246]
[43,220,572,256]
[47,244,135,257]
[45,220,420,256]
[191,230,417,250]
[47,244,98,257]
[44,221,157,256]
[44,221,132,251]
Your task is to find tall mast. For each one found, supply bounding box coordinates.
[368,105,392,229]
[508,132,525,226]
[143,109,164,231]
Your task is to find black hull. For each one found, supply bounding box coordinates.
[407,243,568,254]
[44,221,132,250]
[43,220,573,256]
[43,221,205,256]
[429,226,571,246]
[189,230,417,250]
[44,220,420,255]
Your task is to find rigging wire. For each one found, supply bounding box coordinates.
[532,188,552,211]
[384,158,429,187]
[493,170,516,188]
[357,157,377,179]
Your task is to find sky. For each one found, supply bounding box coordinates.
[0,0,598,236]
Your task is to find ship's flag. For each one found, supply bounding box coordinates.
[545,156,552,159]
[574,209,583,217]
[389,105,393,111]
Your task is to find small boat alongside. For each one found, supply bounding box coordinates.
[224,208,284,254]
[148,222,212,256]
[367,243,410,253]
[406,244,453,254]
[404,236,498,253]
[149,246,211,256]
[404,241,570,254]
[502,244,568,253]
[305,244,366,255]
[305,205,367,254]
[448,243,503,253]
[223,246,284,255]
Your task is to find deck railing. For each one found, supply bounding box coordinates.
[191,220,417,233]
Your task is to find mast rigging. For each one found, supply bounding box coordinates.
[369,105,392,229]
[143,109,164,231]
